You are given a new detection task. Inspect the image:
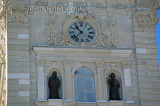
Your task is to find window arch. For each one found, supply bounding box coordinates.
[74,67,96,102]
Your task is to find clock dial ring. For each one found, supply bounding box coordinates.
[68,21,96,45]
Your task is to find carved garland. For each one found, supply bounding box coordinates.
[47,13,119,48]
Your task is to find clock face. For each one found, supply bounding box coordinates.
[68,22,96,44]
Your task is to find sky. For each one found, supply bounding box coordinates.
[156,9,160,72]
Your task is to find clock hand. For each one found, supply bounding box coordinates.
[73,32,81,40]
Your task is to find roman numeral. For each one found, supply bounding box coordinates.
[88,27,92,30]
[88,35,93,39]
[71,35,76,39]
[74,23,78,29]
[79,22,83,27]
[81,39,84,42]
[89,32,94,34]
[86,38,90,42]
[69,31,74,34]
[75,37,79,42]
[71,26,75,30]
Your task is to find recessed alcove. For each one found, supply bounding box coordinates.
[46,69,63,99]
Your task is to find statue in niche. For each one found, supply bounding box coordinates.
[48,71,60,99]
[108,73,120,100]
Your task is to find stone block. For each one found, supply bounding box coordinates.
[18,91,30,97]
[136,48,146,53]
[35,101,47,106]
[8,73,30,79]
[109,101,124,106]
[8,62,30,68]
[8,104,30,106]
[8,50,29,56]
[8,44,30,50]
[47,99,64,106]
[19,80,30,85]
[18,34,29,39]
[8,91,18,97]
[125,103,137,106]
[8,79,19,84]
[63,101,75,106]
[8,85,30,91]
[8,68,30,73]
[136,54,158,60]
[8,97,30,103]
[8,28,29,33]
[8,39,29,45]
[8,56,30,62]
[97,102,109,106]
[75,103,97,106]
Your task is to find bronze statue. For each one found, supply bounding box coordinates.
[48,71,60,99]
[108,73,120,100]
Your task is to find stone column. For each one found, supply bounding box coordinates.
[96,62,107,101]
[63,60,73,101]
[37,66,45,101]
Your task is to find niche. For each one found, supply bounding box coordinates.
[106,72,123,101]
[47,69,63,99]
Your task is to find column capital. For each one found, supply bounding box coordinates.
[122,61,131,68]
[96,62,105,67]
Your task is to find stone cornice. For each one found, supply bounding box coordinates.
[33,47,133,57]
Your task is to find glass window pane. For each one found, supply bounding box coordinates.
[75,69,83,75]
[75,67,95,102]
[86,92,95,102]
[75,77,84,90]
[83,68,93,76]
[85,78,94,91]
[76,91,84,102]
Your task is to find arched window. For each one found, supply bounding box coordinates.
[74,67,96,102]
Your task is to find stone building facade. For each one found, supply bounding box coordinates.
[0,0,160,106]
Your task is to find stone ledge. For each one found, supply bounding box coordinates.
[33,47,133,57]
[35,100,138,106]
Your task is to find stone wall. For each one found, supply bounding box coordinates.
[134,0,160,106]
[5,0,160,106]
[0,0,7,106]
[7,1,31,106]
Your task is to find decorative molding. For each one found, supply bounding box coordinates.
[46,13,118,48]
[8,1,28,23]
[47,32,69,46]
[95,32,118,48]
[135,11,155,31]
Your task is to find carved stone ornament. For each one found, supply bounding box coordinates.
[47,13,118,48]
[135,11,154,31]
[47,32,69,46]
[8,1,28,23]
[96,32,118,48]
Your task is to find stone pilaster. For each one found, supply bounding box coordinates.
[63,60,73,101]
[96,62,107,101]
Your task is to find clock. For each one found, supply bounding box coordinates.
[68,22,96,45]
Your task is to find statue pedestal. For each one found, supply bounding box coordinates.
[48,99,64,106]
[109,101,124,106]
